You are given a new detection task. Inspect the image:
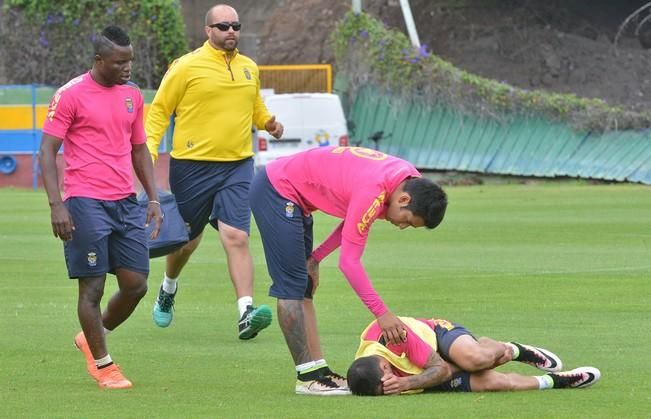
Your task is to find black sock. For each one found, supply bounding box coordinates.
[297,366,329,381]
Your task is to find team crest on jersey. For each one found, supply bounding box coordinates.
[125,97,134,113]
[243,68,251,80]
[87,252,97,267]
[285,202,295,218]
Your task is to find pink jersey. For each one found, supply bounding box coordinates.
[42,72,146,201]
[362,318,436,375]
[266,146,420,317]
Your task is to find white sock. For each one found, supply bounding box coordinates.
[314,359,327,369]
[237,296,253,317]
[95,354,113,368]
[535,375,554,390]
[296,361,317,374]
[508,342,520,360]
[162,273,178,294]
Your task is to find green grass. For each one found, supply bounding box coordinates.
[1,184,649,418]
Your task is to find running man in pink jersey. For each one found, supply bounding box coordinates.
[39,26,162,390]
[249,146,448,395]
[347,316,600,395]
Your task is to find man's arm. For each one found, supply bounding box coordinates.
[145,60,184,162]
[131,143,162,239]
[39,134,75,241]
[311,222,343,262]
[382,351,454,395]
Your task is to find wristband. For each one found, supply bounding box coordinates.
[149,200,161,205]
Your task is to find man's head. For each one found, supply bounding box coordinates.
[384,178,448,230]
[205,4,240,52]
[347,355,394,396]
[91,26,133,86]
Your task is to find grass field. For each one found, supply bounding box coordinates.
[1,183,649,418]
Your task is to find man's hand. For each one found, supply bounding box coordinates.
[265,115,284,139]
[377,311,407,345]
[50,201,75,242]
[381,371,410,395]
[146,201,163,240]
[306,256,320,295]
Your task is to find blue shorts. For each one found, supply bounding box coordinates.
[424,371,472,393]
[432,320,476,362]
[250,167,315,300]
[63,196,149,279]
[169,157,253,240]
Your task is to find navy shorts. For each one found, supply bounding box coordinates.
[63,195,149,279]
[424,371,472,393]
[169,157,253,240]
[432,320,476,362]
[250,167,315,300]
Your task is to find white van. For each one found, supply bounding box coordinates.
[254,93,349,168]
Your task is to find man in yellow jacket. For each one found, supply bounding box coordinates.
[146,4,283,339]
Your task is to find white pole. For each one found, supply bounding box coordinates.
[399,0,421,48]
[352,0,362,13]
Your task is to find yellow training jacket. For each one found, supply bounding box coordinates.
[146,41,272,162]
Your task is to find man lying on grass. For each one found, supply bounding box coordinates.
[347,316,600,395]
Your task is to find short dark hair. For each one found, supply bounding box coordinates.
[347,356,384,396]
[403,177,448,229]
[93,26,130,56]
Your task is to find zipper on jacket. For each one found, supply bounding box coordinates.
[224,55,235,81]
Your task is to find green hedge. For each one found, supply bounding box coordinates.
[2,0,188,89]
[331,12,651,132]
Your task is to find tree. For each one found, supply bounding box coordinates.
[1,0,188,88]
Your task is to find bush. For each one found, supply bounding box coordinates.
[331,11,651,132]
[1,0,188,89]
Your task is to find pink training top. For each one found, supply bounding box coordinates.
[42,72,146,201]
[266,146,420,317]
[362,318,437,375]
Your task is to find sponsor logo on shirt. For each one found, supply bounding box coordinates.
[47,75,84,121]
[47,93,62,122]
[357,191,386,234]
[125,97,134,113]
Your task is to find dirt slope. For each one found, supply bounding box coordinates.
[255,0,651,111]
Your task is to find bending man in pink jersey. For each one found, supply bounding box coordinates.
[39,26,162,389]
[249,146,448,395]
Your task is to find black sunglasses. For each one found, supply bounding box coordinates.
[208,21,242,31]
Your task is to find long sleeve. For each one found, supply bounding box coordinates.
[338,238,388,317]
[311,222,343,262]
[145,60,185,162]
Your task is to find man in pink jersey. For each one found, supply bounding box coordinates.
[249,146,448,395]
[347,316,600,395]
[39,26,162,390]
